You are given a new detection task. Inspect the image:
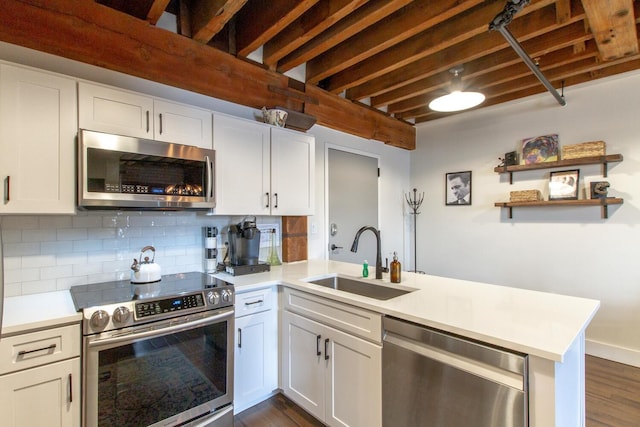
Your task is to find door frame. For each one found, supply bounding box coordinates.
[324,144,381,260]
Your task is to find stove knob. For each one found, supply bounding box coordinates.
[207,291,220,305]
[221,289,232,303]
[112,306,131,324]
[90,310,110,330]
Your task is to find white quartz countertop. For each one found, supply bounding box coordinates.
[216,260,600,362]
[1,290,82,336]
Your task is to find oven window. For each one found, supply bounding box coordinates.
[97,321,228,426]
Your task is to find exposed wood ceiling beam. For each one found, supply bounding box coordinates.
[382,18,592,112]
[275,0,411,73]
[0,0,415,149]
[234,0,319,57]
[348,3,577,102]
[305,0,485,85]
[262,0,367,70]
[147,0,171,25]
[581,0,638,60]
[189,0,248,44]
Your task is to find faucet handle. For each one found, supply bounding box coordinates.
[382,257,389,273]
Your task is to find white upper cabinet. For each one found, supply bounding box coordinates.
[0,63,77,214]
[153,99,212,148]
[213,114,271,215]
[271,127,315,216]
[78,82,213,148]
[212,114,315,216]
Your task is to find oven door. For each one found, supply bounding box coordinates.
[83,308,234,427]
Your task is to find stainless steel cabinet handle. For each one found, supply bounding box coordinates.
[316,335,321,356]
[324,338,330,360]
[238,328,242,348]
[205,155,214,202]
[265,192,270,208]
[244,300,264,306]
[69,373,73,403]
[146,110,150,132]
[159,113,163,134]
[17,343,56,356]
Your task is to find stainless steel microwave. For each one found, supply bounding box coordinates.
[77,129,215,210]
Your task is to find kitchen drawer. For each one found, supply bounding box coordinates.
[235,287,274,318]
[0,324,81,374]
[284,288,382,344]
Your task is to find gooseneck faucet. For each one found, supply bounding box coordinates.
[350,226,389,279]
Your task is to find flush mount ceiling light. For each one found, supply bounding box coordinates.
[428,66,485,112]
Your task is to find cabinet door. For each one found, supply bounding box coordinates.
[234,310,278,413]
[212,114,270,215]
[78,82,153,138]
[282,311,325,421]
[270,127,315,215]
[0,358,80,427]
[325,326,382,427]
[153,99,212,148]
[0,64,76,214]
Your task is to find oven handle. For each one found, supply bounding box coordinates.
[87,309,234,347]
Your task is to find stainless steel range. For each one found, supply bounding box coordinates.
[70,272,235,427]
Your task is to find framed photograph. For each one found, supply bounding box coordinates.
[549,169,579,200]
[446,171,472,205]
[521,134,559,165]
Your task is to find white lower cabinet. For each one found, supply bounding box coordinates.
[234,287,278,414]
[282,289,382,427]
[0,324,81,427]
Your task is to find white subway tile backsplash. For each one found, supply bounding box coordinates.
[1,212,277,296]
[4,242,41,257]
[39,216,73,229]
[22,229,57,242]
[57,228,88,241]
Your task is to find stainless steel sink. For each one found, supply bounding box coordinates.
[305,275,414,300]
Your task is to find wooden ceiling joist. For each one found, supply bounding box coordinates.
[0,0,415,149]
[581,0,638,60]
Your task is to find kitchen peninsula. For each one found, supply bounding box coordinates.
[1,260,598,427]
[223,259,599,427]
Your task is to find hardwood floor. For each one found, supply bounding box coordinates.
[586,355,640,426]
[235,355,640,426]
[233,394,324,427]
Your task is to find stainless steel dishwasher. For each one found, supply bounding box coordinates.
[382,316,528,427]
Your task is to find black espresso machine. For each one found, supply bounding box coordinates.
[225,216,271,276]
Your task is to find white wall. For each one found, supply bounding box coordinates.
[412,70,640,366]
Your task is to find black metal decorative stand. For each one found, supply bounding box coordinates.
[405,188,425,273]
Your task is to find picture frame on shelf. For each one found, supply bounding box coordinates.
[549,169,580,200]
[446,171,472,205]
[521,134,559,165]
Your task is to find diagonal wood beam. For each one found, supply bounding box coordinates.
[0,0,415,149]
[276,0,411,73]
[263,0,367,70]
[234,0,319,57]
[190,0,248,44]
[581,0,638,60]
[147,0,171,25]
[305,0,485,85]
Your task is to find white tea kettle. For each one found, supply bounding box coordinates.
[131,246,162,283]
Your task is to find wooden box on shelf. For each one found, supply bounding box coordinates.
[562,141,605,160]
[510,190,542,202]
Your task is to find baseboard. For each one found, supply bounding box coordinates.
[586,339,640,368]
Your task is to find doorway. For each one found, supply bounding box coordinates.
[326,147,379,264]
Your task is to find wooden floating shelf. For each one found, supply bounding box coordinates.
[494,198,624,219]
[494,154,623,183]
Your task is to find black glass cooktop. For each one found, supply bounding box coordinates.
[69,272,228,311]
